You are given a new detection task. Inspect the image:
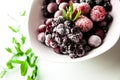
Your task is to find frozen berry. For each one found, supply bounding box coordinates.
[88,35,102,47]
[59,2,68,10]
[68,32,83,43]
[56,27,65,35]
[53,46,61,54]
[75,48,85,57]
[90,5,107,22]
[84,45,92,52]
[49,40,58,48]
[103,2,112,12]
[75,15,93,32]
[47,2,58,13]
[73,3,79,10]
[98,20,107,27]
[56,0,66,4]
[38,32,45,43]
[95,28,105,39]
[54,10,62,18]
[45,34,52,40]
[54,36,62,44]
[95,0,103,5]
[60,45,68,54]
[64,20,73,27]
[45,18,53,26]
[105,14,113,23]
[38,24,46,33]
[77,2,91,14]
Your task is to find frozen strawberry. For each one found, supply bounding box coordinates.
[77,2,91,14]
[90,5,106,22]
[75,15,93,32]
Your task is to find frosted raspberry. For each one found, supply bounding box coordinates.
[77,2,91,14]
[75,15,93,32]
[90,5,106,22]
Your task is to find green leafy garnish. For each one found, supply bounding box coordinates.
[0,26,38,80]
[62,3,81,22]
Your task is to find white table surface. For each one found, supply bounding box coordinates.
[0,0,120,80]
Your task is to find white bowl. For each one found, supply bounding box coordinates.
[28,0,120,62]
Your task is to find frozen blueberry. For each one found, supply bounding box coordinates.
[95,0,103,5]
[105,14,113,23]
[84,45,92,52]
[88,35,102,47]
[103,2,112,12]
[95,28,105,39]
[38,32,45,43]
[98,20,107,27]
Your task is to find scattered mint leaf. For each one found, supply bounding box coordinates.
[8,26,20,33]
[20,61,28,76]
[25,48,32,55]
[5,47,12,53]
[0,67,7,78]
[6,62,13,69]
[20,11,26,16]
[21,34,26,44]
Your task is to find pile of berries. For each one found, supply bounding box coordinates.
[37,0,113,58]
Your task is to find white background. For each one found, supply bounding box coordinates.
[0,0,120,80]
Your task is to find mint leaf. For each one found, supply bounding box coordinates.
[20,11,26,16]
[21,34,26,44]
[8,26,20,33]
[0,67,7,78]
[25,48,32,55]
[6,62,13,69]
[73,10,81,21]
[5,48,12,53]
[62,9,68,20]
[20,61,28,76]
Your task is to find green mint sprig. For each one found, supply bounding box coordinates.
[1,26,38,80]
[62,3,81,22]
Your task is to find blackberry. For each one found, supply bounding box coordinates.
[71,27,81,34]
[64,20,73,27]
[68,32,83,43]
[60,45,68,54]
[75,48,85,57]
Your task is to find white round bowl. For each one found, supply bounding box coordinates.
[28,0,120,62]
